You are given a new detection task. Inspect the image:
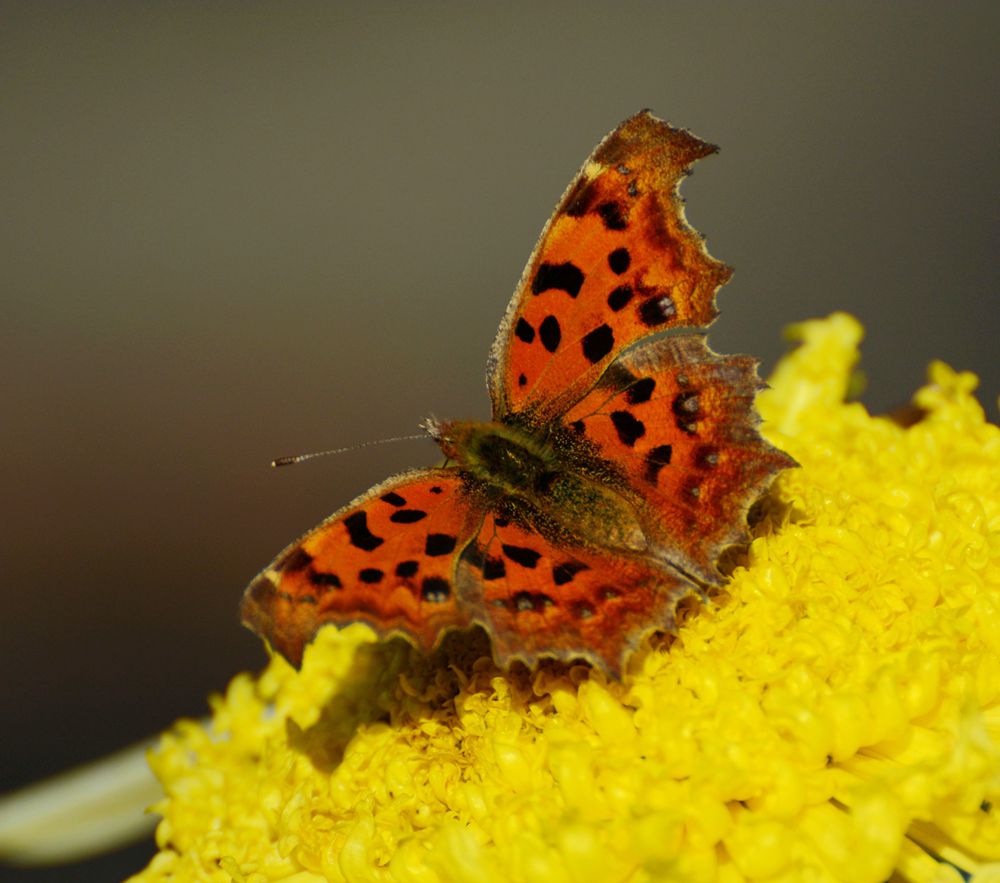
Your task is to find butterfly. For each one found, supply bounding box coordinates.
[241,111,794,677]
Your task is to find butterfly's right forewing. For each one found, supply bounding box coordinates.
[488,111,730,422]
[561,336,796,583]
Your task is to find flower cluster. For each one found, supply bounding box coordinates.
[131,314,1000,882]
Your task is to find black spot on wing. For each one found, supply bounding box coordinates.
[607,285,633,311]
[625,377,656,404]
[539,315,562,353]
[514,318,535,343]
[390,509,428,524]
[608,248,630,275]
[359,568,384,584]
[610,410,645,447]
[582,324,615,364]
[483,556,506,580]
[345,511,383,551]
[597,201,627,230]
[532,262,584,298]
[645,444,673,484]
[381,492,406,507]
[309,570,342,588]
[395,560,419,577]
[552,560,589,586]
[425,533,457,556]
[502,544,541,568]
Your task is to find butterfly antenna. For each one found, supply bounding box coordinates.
[271,434,429,468]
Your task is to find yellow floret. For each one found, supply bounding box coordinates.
[130,315,1000,883]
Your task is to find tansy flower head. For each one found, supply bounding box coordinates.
[131,314,1000,883]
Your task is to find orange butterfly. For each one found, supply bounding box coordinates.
[242,111,793,676]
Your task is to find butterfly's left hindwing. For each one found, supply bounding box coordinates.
[241,470,482,665]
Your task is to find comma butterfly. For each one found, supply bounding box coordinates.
[241,111,794,676]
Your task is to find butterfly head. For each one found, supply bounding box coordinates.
[421,416,467,463]
[420,416,446,443]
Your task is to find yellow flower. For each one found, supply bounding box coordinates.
[130,314,1000,883]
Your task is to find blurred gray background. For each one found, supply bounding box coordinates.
[2,2,998,879]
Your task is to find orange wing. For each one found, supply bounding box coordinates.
[457,514,695,676]
[241,470,483,665]
[488,111,730,421]
[561,335,796,584]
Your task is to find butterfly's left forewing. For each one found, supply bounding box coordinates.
[242,470,483,665]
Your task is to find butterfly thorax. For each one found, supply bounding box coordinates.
[434,418,648,552]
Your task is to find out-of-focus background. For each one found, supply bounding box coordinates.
[2,2,998,879]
